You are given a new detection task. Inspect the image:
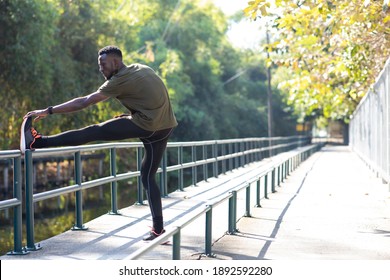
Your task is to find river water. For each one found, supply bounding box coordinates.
[0,180,139,255]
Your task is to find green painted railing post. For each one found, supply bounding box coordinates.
[243,142,247,165]
[234,143,239,169]
[245,184,251,217]
[13,157,22,252]
[253,141,257,162]
[268,139,273,157]
[192,146,197,186]
[136,147,144,205]
[72,151,87,230]
[294,155,297,170]
[245,141,249,165]
[172,230,181,260]
[248,141,252,163]
[284,160,287,178]
[213,142,218,178]
[240,142,245,167]
[7,156,28,255]
[292,156,295,171]
[161,151,168,197]
[255,178,261,208]
[205,206,215,257]
[249,141,253,163]
[109,148,119,214]
[221,144,227,174]
[178,146,184,191]
[285,160,289,178]
[228,143,233,171]
[25,150,41,251]
[271,168,276,193]
[292,155,295,171]
[287,159,290,176]
[278,164,283,186]
[203,145,208,181]
[264,173,269,199]
[228,191,237,234]
[278,163,283,186]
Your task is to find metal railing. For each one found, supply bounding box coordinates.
[0,151,25,255]
[349,57,390,186]
[0,136,311,255]
[127,144,321,259]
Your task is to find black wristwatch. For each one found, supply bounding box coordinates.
[48,106,54,115]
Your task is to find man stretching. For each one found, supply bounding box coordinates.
[21,45,178,241]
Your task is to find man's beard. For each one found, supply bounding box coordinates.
[105,69,118,80]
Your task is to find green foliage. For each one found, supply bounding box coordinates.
[0,0,298,150]
[0,0,57,148]
[245,0,390,123]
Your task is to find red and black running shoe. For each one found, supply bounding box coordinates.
[20,117,42,154]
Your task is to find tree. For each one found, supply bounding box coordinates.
[0,0,298,149]
[244,0,390,124]
[0,0,57,149]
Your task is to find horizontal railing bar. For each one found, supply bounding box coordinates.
[80,176,117,190]
[128,226,180,260]
[33,184,81,202]
[115,171,141,180]
[178,204,212,229]
[205,192,234,209]
[0,198,21,210]
[31,142,143,157]
[0,150,21,159]
[0,137,309,159]
[33,169,153,203]
[33,175,121,202]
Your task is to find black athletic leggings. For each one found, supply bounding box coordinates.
[35,117,174,232]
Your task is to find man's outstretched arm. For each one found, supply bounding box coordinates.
[24,92,109,121]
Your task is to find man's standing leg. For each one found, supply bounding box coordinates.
[140,128,173,240]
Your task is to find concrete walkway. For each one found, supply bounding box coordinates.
[205,145,390,260]
[1,145,390,260]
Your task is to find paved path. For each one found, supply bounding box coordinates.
[204,145,390,260]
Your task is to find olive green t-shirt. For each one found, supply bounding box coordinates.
[97,63,178,131]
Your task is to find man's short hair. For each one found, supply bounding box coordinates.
[98,46,122,58]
